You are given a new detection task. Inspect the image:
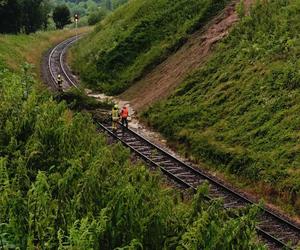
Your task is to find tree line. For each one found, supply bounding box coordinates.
[0,0,128,34]
[0,0,51,33]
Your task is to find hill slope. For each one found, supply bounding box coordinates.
[121,1,244,111]
[0,28,90,73]
[143,0,300,214]
[72,0,229,95]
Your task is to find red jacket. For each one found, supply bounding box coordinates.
[120,107,129,118]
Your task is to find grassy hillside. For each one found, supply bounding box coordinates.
[72,0,229,95]
[0,27,91,75]
[143,0,300,215]
[0,30,263,248]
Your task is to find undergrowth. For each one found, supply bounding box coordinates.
[0,31,264,248]
[57,88,113,111]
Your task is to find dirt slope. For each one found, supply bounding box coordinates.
[120,0,252,112]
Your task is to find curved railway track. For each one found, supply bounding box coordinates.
[46,36,79,90]
[45,37,300,250]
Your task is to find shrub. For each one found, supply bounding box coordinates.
[88,8,107,26]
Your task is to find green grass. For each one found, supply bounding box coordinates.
[0,27,264,249]
[72,0,229,95]
[0,27,91,74]
[143,0,300,215]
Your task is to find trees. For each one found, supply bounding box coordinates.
[105,0,112,10]
[52,5,71,29]
[0,0,23,33]
[22,0,46,33]
[0,0,50,34]
[112,0,128,9]
[87,8,107,25]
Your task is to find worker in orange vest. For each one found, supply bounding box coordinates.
[120,105,129,128]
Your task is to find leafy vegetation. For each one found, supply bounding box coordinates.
[53,5,72,29]
[0,29,264,249]
[72,0,229,95]
[0,0,127,34]
[57,88,113,111]
[0,0,51,33]
[56,0,129,28]
[87,8,108,26]
[143,0,300,215]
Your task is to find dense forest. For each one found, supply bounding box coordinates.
[54,0,129,26]
[0,0,51,33]
[0,30,264,249]
[72,0,229,94]
[0,0,128,33]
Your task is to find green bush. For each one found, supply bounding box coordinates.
[88,8,108,25]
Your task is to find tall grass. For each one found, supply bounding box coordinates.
[0,27,91,74]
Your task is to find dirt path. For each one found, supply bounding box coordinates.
[120,0,252,112]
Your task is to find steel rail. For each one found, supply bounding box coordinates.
[46,37,300,250]
[123,125,300,234]
[48,36,79,89]
[97,123,296,250]
[59,38,79,89]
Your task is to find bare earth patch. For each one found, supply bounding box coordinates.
[120,0,246,112]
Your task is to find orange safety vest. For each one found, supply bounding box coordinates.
[121,107,128,118]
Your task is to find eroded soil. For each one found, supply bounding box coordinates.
[120,0,253,112]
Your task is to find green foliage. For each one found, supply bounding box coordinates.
[72,0,229,95]
[0,45,264,248]
[55,0,128,26]
[0,0,51,34]
[143,0,300,214]
[57,87,113,111]
[236,0,245,18]
[87,8,108,26]
[112,0,128,9]
[53,5,72,29]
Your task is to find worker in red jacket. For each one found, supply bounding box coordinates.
[120,105,129,128]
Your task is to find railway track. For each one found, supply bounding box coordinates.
[45,37,300,250]
[46,36,80,90]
